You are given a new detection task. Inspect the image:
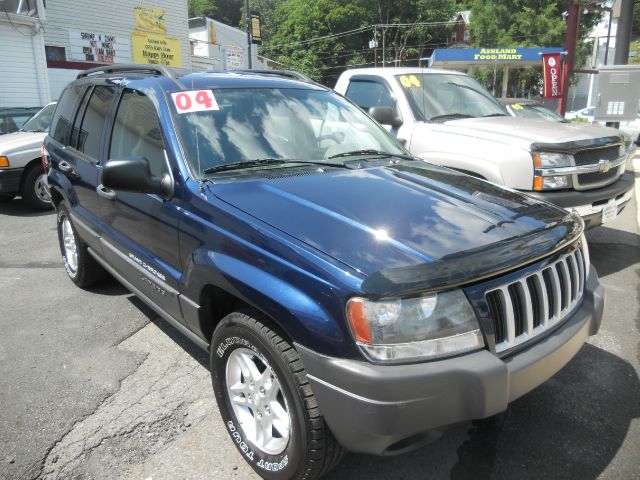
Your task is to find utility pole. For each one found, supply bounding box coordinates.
[614,0,634,65]
[559,0,580,116]
[245,0,252,69]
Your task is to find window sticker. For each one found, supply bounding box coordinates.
[399,75,421,88]
[171,90,219,113]
[511,103,523,110]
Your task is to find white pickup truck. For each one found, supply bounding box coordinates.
[335,68,635,228]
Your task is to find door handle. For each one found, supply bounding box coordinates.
[96,184,117,201]
[58,160,74,174]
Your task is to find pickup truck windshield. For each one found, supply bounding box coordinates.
[396,74,507,122]
[20,103,56,132]
[172,88,405,175]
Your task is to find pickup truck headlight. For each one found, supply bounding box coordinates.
[346,290,484,363]
[532,151,574,191]
[533,152,573,168]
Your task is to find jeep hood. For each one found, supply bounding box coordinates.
[212,162,582,296]
[432,116,622,150]
[0,131,47,155]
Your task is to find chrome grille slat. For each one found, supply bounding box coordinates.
[534,272,549,328]
[486,248,586,353]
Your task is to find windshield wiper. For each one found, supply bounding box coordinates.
[203,158,349,174]
[328,149,416,161]
[480,113,508,118]
[429,113,473,122]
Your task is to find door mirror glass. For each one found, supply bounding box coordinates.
[369,106,403,128]
[102,157,172,198]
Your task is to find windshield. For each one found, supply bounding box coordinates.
[511,104,565,122]
[171,88,405,175]
[20,103,56,132]
[396,73,507,122]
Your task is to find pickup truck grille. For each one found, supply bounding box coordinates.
[574,145,619,166]
[573,145,623,189]
[485,247,586,353]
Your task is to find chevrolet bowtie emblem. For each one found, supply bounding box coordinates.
[598,159,611,173]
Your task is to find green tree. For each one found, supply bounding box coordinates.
[264,0,372,82]
[263,0,455,84]
[188,0,217,18]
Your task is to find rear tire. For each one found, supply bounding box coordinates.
[21,164,52,211]
[210,311,344,480]
[56,204,109,288]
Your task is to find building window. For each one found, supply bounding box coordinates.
[451,31,457,43]
[464,30,470,42]
[45,46,67,62]
[3,0,38,16]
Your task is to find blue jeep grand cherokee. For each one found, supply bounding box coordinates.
[46,65,605,480]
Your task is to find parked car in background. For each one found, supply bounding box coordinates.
[0,107,42,135]
[565,106,595,121]
[47,65,605,480]
[499,98,567,123]
[566,107,639,145]
[0,102,56,209]
[335,68,635,229]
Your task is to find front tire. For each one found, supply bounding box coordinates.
[210,311,344,480]
[56,204,109,288]
[22,164,52,211]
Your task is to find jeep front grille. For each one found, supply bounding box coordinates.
[485,247,586,353]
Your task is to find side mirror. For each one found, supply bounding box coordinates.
[369,106,403,128]
[102,157,172,199]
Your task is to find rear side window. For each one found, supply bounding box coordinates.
[345,81,395,111]
[110,90,166,176]
[76,86,115,160]
[50,85,83,144]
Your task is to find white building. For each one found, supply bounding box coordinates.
[188,16,278,72]
[1,0,191,107]
[0,0,50,108]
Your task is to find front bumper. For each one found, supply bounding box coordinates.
[296,268,604,456]
[527,171,634,229]
[0,167,23,194]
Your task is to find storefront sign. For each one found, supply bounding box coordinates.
[542,52,563,99]
[225,46,244,70]
[69,30,131,64]
[134,5,166,34]
[131,31,181,66]
[429,47,563,66]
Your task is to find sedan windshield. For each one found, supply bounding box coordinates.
[21,103,56,132]
[397,73,507,122]
[172,88,406,175]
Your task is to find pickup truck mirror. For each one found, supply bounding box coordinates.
[102,157,173,199]
[369,106,403,128]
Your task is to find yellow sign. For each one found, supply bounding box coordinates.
[399,74,421,88]
[209,23,216,44]
[131,31,181,66]
[134,6,166,34]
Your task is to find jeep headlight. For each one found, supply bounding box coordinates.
[346,290,484,363]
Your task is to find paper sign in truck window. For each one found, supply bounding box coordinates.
[171,90,219,113]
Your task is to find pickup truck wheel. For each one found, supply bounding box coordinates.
[56,205,109,288]
[21,165,52,211]
[211,311,344,480]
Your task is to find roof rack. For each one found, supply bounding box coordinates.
[76,64,186,88]
[230,69,318,85]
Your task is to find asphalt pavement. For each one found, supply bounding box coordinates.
[0,157,638,480]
